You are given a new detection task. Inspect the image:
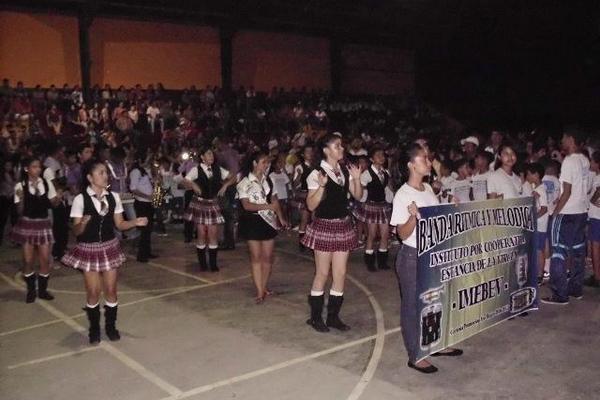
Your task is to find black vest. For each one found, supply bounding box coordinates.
[195,165,222,199]
[22,179,51,219]
[314,167,350,219]
[366,167,389,203]
[77,190,116,243]
[299,163,314,191]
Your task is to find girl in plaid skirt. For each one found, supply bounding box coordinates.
[292,145,315,252]
[184,146,236,272]
[302,134,363,333]
[359,148,393,271]
[62,160,148,344]
[10,157,61,303]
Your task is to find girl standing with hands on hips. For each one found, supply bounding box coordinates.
[10,157,61,303]
[62,160,148,344]
[303,134,363,332]
[390,143,463,374]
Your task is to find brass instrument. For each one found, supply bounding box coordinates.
[151,163,166,208]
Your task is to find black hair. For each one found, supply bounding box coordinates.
[475,149,493,165]
[592,150,600,165]
[78,142,93,154]
[80,159,106,193]
[544,159,561,176]
[494,142,517,170]
[563,126,587,147]
[240,150,270,178]
[401,143,425,177]
[198,144,213,157]
[454,158,470,171]
[525,162,545,179]
[316,133,342,164]
[369,146,385,159]
[20,156,41,181]
[110,146,126,161]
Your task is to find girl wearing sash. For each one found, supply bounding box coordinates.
[390,143,462,374]
[184,146,235,272]
[62,160,147,344]
[292,145,315,252]
[303,134,362,332]
[360,147,392,271]
[237,151,288,304]
[11,157,60,303]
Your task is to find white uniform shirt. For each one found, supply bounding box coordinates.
[487,168,522,199]
[542,175,561,214]
[559,153,591,214]
[306,160,354,190]
[360,165,394,203]
[269,171,290,200]
[533,183,549,232]
[14,179,57,203]
[237,173,278,203]
[390,183,439,248]
[70,187,124,217]
[184,163,230,182]
[129,168,153,202]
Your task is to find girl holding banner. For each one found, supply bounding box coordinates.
[390,143,463,374]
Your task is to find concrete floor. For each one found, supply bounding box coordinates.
[1,228,599,400]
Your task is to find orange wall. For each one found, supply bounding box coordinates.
[233,31,330,91]
[0,11,80,86]
[89,18,221,89]
[341,45,414,95]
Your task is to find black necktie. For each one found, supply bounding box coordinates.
[95,194,107,214]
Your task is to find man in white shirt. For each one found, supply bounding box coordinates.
[543,128,591,305]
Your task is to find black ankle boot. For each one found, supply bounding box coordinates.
[299,234,306,252]
[84,305,101,344]
[326,295,351,331]
[37,275,54,300]
[306,295,329,332]
[377,250,390,270]
[24,273,37,303]
[208,248,219,272]
[196,247,208,271]
[104,305,121,341]
[364,252,377,271]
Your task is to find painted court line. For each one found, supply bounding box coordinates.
[7,346,102,370]
[0,271,183,397]
[275,248,387,400]
[160,326,402,400]
[127,255,215,284]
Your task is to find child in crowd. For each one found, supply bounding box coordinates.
[525,163,549,284]
[448,158,472,203]
[269,154,292,224]
[585,151,600,288]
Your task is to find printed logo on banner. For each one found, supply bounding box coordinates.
[414,197,538,362]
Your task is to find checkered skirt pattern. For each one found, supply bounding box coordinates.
[349,201,366,222]
[184,197,225,225]
[360,201,392,224]
[301,217,358,252]
[61,238,126,272]
[9,217,54,246]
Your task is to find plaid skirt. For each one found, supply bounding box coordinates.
[349,201,366,222]
[61,238,126,272]
[301,217,358,252]
[361,201,392,225]
[9,217,54,246]
[290,191,308,211]
[184,197,224,225]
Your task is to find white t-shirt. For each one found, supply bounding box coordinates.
[269,171,290,200]
[14,179,57,203]
[487,168,522,199]
[559,153,591,214]
[588,173,600,220]
[448,178,472,203]
[438,175,455,204]
[471,171,490,201]
[542,175,561,214]
[390,183,439,248]
[70,187,124,217]
[533,184,549,232]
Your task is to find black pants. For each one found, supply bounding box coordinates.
[134,200,154,259]
[221,186,237,248]
[0,195,15,244]
[52,203,69,258]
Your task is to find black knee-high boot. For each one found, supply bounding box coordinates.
[104,305,121,341]
[84,305,101,344]
[24,273,37,303]
[208,248,219,272]
[37,275,54,300]
[326,295,351,331]
[196,247,208,271]
[377,250,390,270]
[306,295,329,332]
[364,252,376,272]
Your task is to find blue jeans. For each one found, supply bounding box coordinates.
[394,245,419,362]
[549,213,587,301]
